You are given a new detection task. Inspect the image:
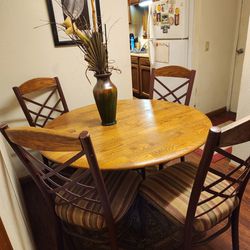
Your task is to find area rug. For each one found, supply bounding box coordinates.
[194,120,233,163]
[63,196,182,250]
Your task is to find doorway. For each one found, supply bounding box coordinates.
[229,0,250,112]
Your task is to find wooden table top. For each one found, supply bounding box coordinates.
[43,99,212,170]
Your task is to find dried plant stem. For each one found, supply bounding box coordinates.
[90,0,97,32]
[104,24,108,72]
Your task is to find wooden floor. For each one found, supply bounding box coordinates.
[206,110,236,126]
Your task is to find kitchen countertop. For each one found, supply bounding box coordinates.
[130,52,149,58]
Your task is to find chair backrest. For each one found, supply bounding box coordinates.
[185,115,250,234]
[13,77,69,127]
[0,124,115,237]
[149,65,196,105]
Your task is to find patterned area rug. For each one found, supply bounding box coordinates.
[63,196,183,250]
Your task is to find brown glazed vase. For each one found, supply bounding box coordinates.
[93,72,117,126]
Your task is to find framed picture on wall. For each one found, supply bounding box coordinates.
[46,0,102,46]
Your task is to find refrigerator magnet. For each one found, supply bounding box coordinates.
[162,25,170,33]
[162,3,168,12]
[169,5,174,14]
[168,16,174,25]
[157,12,161,23]
[161,13,168,24]
[174,7,180,25]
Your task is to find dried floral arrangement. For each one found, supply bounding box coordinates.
[57,0,120,77]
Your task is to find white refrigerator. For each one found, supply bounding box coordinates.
[148,0,189,69]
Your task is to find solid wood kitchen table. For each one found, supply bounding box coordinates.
[42,99,212,170]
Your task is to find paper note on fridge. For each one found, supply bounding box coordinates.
[154,41,169,63]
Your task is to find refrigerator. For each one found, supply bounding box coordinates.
[148,0,189,69]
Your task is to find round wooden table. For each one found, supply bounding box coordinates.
[43,99,212,170]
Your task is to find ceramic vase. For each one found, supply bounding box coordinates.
[93,72,117,126]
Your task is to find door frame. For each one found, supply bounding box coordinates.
[227,0,246,112]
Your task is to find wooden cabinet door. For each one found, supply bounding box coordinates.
[140,65,150,98]
[128,0,131,24]
[131,63,140,95]
[129,0,139,5]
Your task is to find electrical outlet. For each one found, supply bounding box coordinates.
[205,41,210,51]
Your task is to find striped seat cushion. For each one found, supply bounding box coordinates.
[55,170,142,230]
[140,162,239,232]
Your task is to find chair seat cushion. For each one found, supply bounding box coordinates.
[55,170,142,230]
[140,162,239,232]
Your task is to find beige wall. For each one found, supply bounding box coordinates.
[192,0,241,113]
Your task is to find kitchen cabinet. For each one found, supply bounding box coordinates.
[128,0,132,24]
[131,57,140,95]
[131,55,150,98]
[129,0,139,5]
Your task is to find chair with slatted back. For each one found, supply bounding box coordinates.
[149,66,196,167]
[140,115,250,250]
[149,65,196,105]
[13,77,69,127]
[0,124,142,250]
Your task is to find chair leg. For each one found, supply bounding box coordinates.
[136,168,146,179]
[54,217,65,250]
[107,227,119,250]
[140,168,146,179]
[182,225,193,250]
[231,208,240,250]
[159,163,164,170]
[182,235,192,250]
[138,196,146,244]
[182,243,192,250]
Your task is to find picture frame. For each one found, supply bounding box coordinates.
[46,0,102,46]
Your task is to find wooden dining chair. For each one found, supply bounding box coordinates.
[140,115,250,250]
[150,65,196,167]
[149,65,196,105]
[0,124,142,250]
[13,77,69,128]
